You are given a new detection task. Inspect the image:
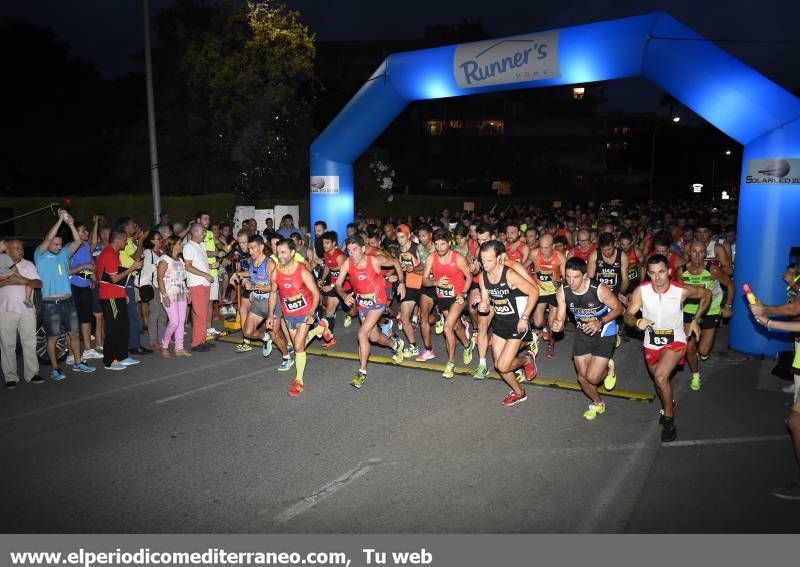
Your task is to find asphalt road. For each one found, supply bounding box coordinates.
[1,318,798,533]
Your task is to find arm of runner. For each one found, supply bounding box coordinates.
[421,254,436,287]
[376,255,405,300]
[334,259,354,306]
[683,284,711,340]
[509,258,536,284]
[624,286,651,330]
[619,252,629,296]
[551,285,567,333]
[265,266,278,330]
[710,265,735,317]
[597,282,624,323]
[523,248,536,269]
[456,253,471,305]
[477,273,490,315]
[586,250,597,279]
[519,243,531,266]
[557,251,567,282]
[715,243,733,276]
[300,266,320,324]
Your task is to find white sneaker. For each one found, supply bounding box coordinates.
[782,383,798,394]
[207,328,221,336]
[66,355,74,366]
[82,348,103,360]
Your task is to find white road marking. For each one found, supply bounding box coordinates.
[664,434,786,447]
[271,458,382,524]
[155,368,264,404]
[0,356,239,425]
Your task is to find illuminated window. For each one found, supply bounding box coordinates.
[480,120,504,135]
[622,126,630,134]
[425,120,445,136]
[448,120,463,130]
[492,181,512,195]
[572,87,585,100]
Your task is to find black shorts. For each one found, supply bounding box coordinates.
[683,312,721,330]
[627,277,640,292]
[322,287,339,299]
[241,289,251,300]
[91,284,102,314]
[492,320,531,342]
[70,285,93,324]
[401,287,422,304]
[573,332,616,359]
[468,281,481,294]
[537,294,557,307]
[437,296,463,313]
[421,286,437,300]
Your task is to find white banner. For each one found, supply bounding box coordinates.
[310,175,340,194]
[453,30,560,89]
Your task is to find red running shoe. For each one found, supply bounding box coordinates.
[321,337,337,349]
[502,390,527,406]
[524,351,537,381]
[546,342,556,359]
[288,380,304,397]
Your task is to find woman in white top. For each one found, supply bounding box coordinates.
[157,236,191,357]
[141,231,168,349]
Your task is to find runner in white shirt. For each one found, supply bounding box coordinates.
[624,254,710,443]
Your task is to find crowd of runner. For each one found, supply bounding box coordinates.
[0,198,798,499]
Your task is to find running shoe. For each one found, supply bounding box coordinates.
[463,336,475,365]
[235,342,253,353]
[82,348,103,360]
[603,359,616,391]
[545,342,555,359]
[442,361,456,379]
[321,337,337,349]
[277,357,295,372]
[343,314,352,328]
[403,344,420,358]
[104,361,126,371]
[690,374,702,391]
[207,328,221,337]
[66,355,83,366]
[583,402,606,421]
[262,338,273,358]
[379,319,394,337]
[660,416,677,442]
[541,326,551,342]
[523,351,537,381]
[699,353,710,362]
[305,324,325,347]
[391,338,405,364]
[50,368,66,381]
[317,318,333,342]
[351,371,367,389]
[515,368,526,383]
[119,357,141,366]
[502,390,527,406]
[771,480,800,501]
[287,380,304,397]
[658,401,677,425]
[434,314,445,335]
[472,363,488,380]
[415,348,435,362]
[73,362,96,373]
[528,332,539,357]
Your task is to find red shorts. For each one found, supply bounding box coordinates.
[643,342,686,367]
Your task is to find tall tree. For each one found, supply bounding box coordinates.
[171,0,317,203]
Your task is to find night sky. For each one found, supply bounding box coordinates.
[2,0,799,116]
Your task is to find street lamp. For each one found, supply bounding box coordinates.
[672,116,681,123]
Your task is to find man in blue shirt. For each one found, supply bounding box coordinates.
[277,214,296,239]
[34,210,97,380]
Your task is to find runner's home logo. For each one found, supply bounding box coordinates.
[453,30,561,89]
[310,175,340,194]
[745,158,800,185]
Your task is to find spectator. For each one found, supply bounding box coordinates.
[90,217,109,353]
[183,223,215,352]
[117,217,151,355]
[68,220,103,362]
[141,231,168,350]
[96,229,143,370]
[35,210,96,379]
[0,239,44,387]
[157,236,191,358]
[277,214,296,239]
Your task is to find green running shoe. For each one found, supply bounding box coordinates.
[463,336,475,365]
[583,402,606,421]
[435,314,444,335]
[472,363,488,380]
[403,344,420,358]
[690,374,702,391]
[603,359,617,391]
[351,370,367,389]
[442,361,455,379]
[392,338,405,364]
[343,314,352,328]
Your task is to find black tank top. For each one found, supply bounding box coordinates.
[595,248,623,294]
[482,266,526,320]
[562,279,617,337]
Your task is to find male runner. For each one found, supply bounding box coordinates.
[682,241,733,391]
[528,233,566,358]
[624,254,711,442]
[477,241,539,406]
[694,219,733,276]
[266,239,326,396]
[569,229,596,263]
[396,224,424,358]
[505,221,530,265]
[318,231,346,349]
[415,224,439,361]
[422,229,473,378]
[335,235,405,388]
[554,257,623,420]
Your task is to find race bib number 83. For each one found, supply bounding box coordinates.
[649,329,675,347]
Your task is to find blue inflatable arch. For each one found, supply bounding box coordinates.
[309,12,800,356]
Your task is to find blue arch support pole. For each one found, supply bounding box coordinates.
[310,12,800,356]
